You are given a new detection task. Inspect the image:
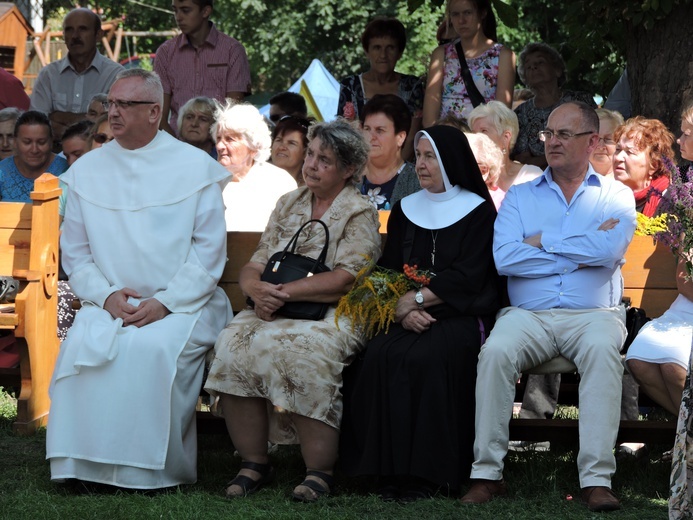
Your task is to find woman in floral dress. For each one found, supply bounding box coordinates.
[422,0,515,127]
[205,120,382,502]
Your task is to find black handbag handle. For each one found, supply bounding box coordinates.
[271,219,330,274]
[455,40,485,109]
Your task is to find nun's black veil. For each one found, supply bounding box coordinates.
[421,125,496,212]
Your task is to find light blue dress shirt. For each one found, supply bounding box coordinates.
[494,166,636,310]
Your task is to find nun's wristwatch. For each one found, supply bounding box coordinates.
[414,290,425,310]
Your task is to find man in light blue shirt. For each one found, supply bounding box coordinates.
[461,102,636,512]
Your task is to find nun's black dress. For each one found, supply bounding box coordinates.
[340,197,500,492]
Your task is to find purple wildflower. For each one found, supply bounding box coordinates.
[654,157,693,277]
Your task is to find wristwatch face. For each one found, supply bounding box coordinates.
[415,291,424,306]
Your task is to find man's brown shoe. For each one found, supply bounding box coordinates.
[460,479,507,504]
[581,486,621,512]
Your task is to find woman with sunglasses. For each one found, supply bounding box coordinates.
[88,114,114,150]
[270,115,311,186]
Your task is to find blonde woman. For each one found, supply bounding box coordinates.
[589,108,624,178]
[466,131,505,209]
[468,100,542,192]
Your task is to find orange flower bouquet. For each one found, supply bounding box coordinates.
[335,261,433,339]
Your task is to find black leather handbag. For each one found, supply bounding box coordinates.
[251,219,331,320]
[0,276,18,303]
[621,296,650,352]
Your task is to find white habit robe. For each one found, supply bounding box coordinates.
[46,131,233,489]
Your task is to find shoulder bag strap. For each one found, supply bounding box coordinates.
[455,41,485,108]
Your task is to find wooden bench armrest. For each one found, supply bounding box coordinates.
[0,313,18,327]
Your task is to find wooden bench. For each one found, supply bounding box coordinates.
[0,174,61,434]
[203,230,681,445]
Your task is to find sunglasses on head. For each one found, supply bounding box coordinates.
[273,115,310,130]
[93,133,114,144]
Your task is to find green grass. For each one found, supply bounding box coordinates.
[0,388,670,520]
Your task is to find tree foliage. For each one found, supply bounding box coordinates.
[40,0,691,127]
[213,0,445,92]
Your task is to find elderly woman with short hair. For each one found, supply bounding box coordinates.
[178,96,217,158]
[213,102,297,231]
[466,131,505,209]
[590,108,625,178]
[205,119,382,502]
[0,107,22,160]
[512,42,596,169]
[468,100,542,192]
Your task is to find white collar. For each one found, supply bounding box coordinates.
[400,186,484,229]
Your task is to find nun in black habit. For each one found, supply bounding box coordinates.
[340,125,501,500]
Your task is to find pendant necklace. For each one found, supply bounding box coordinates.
[431,230,439,266]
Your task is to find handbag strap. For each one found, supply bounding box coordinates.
[455,40,485,108]
[282,219,330,265]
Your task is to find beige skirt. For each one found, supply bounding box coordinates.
[204,306,364,443]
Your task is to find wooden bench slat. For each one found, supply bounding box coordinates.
[623,288,679,319]
[0,202,32,229]
[622,239,678,289]
[0,314,19,327]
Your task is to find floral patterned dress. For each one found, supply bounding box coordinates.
[204,185,382,444]
[337,73,424,121]
[358,163,420,210]
[670,343,693,519]
[439,41,504,124]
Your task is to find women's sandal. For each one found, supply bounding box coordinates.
[224,461,275,498]
[292,470,335,502]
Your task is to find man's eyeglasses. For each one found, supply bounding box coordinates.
[102,100,157,110]
[538,130,594,142]
[93,133,114,144]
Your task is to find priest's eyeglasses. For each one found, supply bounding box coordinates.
[103,100,157,110]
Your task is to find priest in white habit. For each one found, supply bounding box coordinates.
[46,68,232,489]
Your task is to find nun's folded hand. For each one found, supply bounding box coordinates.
[401,309,436,334]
